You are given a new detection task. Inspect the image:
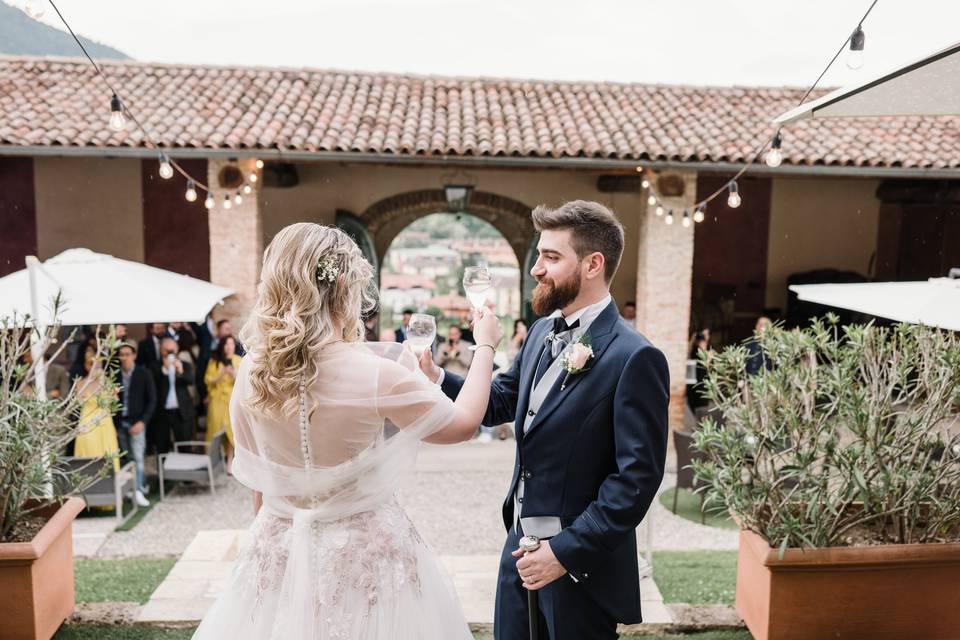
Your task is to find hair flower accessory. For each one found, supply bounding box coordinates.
[316,255,339,284]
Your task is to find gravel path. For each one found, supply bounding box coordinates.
[89,438,737,558]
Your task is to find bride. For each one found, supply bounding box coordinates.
[193,223,502,639]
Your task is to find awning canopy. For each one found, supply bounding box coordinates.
[0,248,234,326]
[775,41,960,123]
[789,277,960,331]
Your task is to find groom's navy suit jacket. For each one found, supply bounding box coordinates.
[441,299,670,623]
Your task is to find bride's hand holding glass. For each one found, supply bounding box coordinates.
[471,307,503,351]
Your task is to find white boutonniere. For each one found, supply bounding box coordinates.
[559,335,593,390]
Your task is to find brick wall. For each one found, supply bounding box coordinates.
[635,171,696,431]
[207,158,262,328]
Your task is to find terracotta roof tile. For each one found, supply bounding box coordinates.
[1,56,958,169]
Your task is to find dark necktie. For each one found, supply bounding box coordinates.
[534,317,580,386]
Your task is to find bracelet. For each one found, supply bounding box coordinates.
[470,344,496,355]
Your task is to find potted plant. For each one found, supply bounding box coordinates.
[0,307,118,640]
[692,318,960,640]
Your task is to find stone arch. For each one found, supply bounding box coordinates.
[361,189,535,264]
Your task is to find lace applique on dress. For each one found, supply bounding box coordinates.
[233,500,424,632]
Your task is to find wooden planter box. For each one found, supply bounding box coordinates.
[736,527,960,640]
[0,498,85,640]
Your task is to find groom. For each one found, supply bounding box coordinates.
[422,200,670,639]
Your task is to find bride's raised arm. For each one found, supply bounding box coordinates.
[377,308,502,444]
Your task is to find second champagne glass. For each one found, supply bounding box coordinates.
[463,265,493,311]
[407,313,437,357]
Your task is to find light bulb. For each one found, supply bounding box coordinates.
[655,205,664,217]
[847,26,865,70]
[108,94,125,131]
[647,194,657,206]
[255,159,265,169]
[234,191,243,205]
[727,182,742,208]
[665,210,674,225]
[158,154,174,180]
[249,172,258,183]
[765,132,783,167]
[693,207,705,223]
[641,178,650,189]
[682,211,691,228]
[184,180,198,202]
[223,194,232,210]
[243,184,252,195]
[204,192,215,209]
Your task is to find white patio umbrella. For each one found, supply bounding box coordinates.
[0,248,234,399]
[0,248,234,326]
[775,41,960,123]
[789,276,960,331]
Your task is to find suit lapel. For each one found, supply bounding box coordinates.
[523,300,620,438]
[516,321,551,439]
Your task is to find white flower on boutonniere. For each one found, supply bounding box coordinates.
[559,335,593,391]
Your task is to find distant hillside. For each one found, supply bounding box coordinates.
[0,1,129,59]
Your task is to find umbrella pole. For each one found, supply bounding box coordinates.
[26,256,53,497]
[25,257,47,401]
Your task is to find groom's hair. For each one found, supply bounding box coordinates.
[531,200,624,283]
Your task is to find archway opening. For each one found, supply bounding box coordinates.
[378,212,522,357]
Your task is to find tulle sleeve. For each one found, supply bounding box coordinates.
[228,343,457,503]
[375,350,456,435]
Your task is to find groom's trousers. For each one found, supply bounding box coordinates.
[494,525,618,640]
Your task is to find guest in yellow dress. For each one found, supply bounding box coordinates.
[75,351,120,472]
[204,335,240,469]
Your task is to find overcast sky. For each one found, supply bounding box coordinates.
[17,0,960,87]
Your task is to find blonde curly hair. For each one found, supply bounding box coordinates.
[240,223,377,417]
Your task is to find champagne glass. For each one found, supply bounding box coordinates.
[407,313,437,357]
[463,265,493,311]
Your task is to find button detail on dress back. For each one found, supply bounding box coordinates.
[298,378,311,470]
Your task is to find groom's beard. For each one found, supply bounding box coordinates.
[531,271,581,316]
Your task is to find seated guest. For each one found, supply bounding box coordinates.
[114,341,156,506]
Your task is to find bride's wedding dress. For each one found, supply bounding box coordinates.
[193,342,472,640]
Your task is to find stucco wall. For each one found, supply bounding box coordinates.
[33,156,144,262]
[766,177,880,311]
[260,163,645,306]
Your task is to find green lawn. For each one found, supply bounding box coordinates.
[75,557,177,604]
[65,553,744,638]
[652,550,738,605]
[659,487,738,530]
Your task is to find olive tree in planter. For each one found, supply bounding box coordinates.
[692,318,960,640]
[0,310,118,640]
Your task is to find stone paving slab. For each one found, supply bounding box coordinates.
[77,439,736,559]
[140,529,672,625]
[72,516,116,558]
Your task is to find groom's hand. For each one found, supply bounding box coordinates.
[512,540,567,590]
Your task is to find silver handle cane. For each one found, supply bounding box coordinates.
[519,535,541,640]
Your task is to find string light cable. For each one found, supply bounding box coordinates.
[44,0,266,205]
[640,0,880,225]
